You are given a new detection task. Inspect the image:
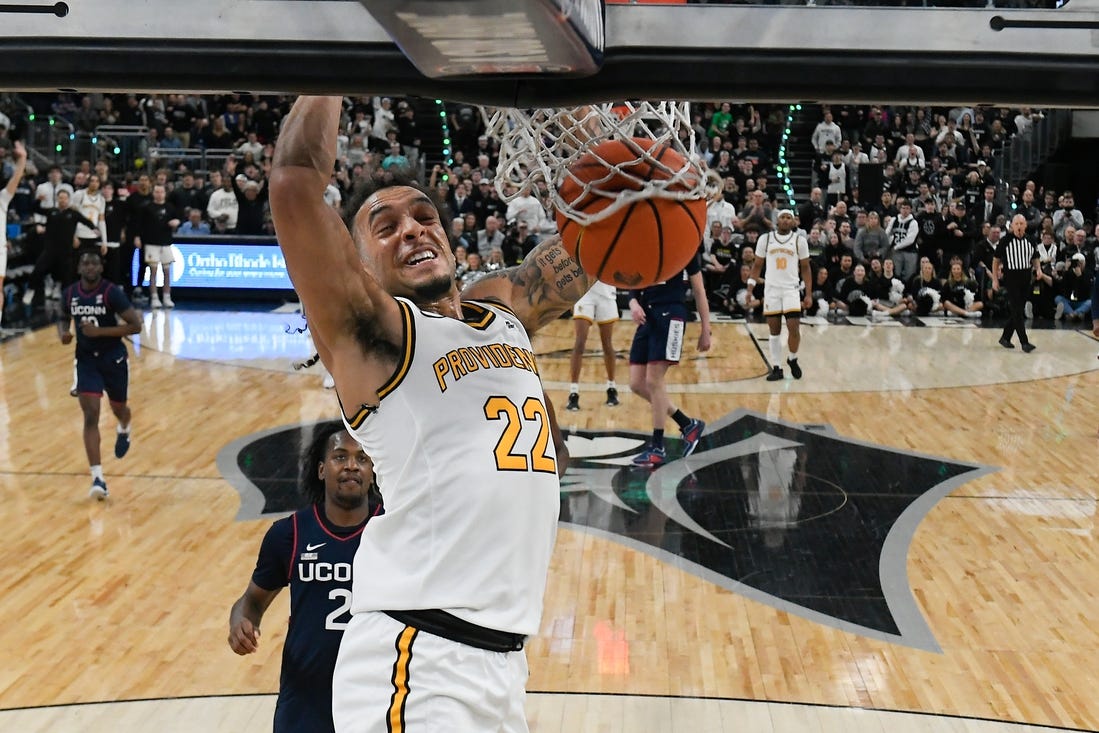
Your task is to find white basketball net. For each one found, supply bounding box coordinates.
[480,101,720,227]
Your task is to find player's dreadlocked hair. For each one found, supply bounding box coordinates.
[300,420,344,505]
[298,420,382,511]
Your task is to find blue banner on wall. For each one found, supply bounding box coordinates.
[136,240,294,290]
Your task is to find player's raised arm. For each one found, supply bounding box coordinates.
[462,235,592,333]
[269,96,401,359]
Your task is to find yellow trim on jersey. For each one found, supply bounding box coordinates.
[377,299,416,400]
[467,297,519,319]
[460,301,497,329]
[763,308,804,317]
[387,625,418,733]
[571,313,595,323]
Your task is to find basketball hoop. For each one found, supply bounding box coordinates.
[480,101,719,227]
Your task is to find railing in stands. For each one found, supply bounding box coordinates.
[994,108,1072,195]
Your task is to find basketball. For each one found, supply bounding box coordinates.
[555,137,706,289]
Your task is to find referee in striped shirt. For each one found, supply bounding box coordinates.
[992,214,1037,352]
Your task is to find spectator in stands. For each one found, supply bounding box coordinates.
[1054,253,1093,321]
[380,142,408,172]
[723,263,762,319]
[206,170,239,232]
[735,190,772,235]
[709,102,733,140]
[806,266,834,318]
[1060,228,1091,268]
[1053,191,1084,240]
[824,152,847,207]
[475,215,505,254]
[1035,229,1058,268]
[179,208,211,236]
[811,110,842,163]
[972,224,1001,299]
[854,211,889,264]
[1026,251,1056,320]
[895,133,925,169]
[504,183,553,239]
[371,97,397,141]
[459,251,485,290]
[230,172,269,237]
[941,200,975,274]
[168,170,206,215]
[976,185,1003,228]
[886,200,919,281]
[706,186,737,233]
[1016,188,1043,236]
[453,244,470,281]
[798,187,825,232]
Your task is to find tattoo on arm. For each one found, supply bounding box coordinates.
[511,245,590,329]
[475,242,591,331]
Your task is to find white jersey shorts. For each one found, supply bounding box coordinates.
[572,282,618,324]
[763,287,803,317]
[143,244,176,265]
[333,611,530,733]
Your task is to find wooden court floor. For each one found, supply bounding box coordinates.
[1,307,1098,732]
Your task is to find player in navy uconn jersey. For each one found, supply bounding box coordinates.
[57,252,141,499]
[627,253,712,467]
[229,425,383,733]
[270,96,592,733]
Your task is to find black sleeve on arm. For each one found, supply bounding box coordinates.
[251,515,295,592]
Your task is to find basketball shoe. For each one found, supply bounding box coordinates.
[89,478,109,501]
[605,387,619,407]
[566,393,580,411]
[632,445,667,467]
[680,418,706,457]
[114,430,131,459]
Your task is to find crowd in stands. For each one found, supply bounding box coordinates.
[0,94,1093,327]
[696,103,1095,325]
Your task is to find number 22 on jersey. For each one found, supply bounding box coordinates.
[484,395,557,474]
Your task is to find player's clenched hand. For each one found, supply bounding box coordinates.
[59,332,73,345]
[629,300,646,325]
[697,328,712,353]
[229,618,260,655]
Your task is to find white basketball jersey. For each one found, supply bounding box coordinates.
[343,297,560,635]
[71,189,104,240]
[757,231,809,291]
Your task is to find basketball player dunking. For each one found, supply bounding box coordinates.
[269,96,591,733]
[228,426,383,733]
[747,210,812,381]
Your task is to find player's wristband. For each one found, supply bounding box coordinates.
[746,278,757,289]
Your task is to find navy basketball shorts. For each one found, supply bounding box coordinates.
[629,303,687,365]
[76,346,129,402]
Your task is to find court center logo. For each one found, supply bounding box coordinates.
[218,410,994,651]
